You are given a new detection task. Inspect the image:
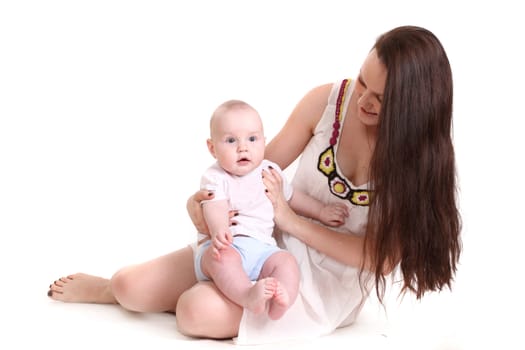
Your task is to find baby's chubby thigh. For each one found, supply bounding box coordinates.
[259,249,300,301]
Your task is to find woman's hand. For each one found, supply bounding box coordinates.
[186,190,239,236]
[262,167,297,232]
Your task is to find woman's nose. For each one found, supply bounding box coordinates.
[358,93,372,109]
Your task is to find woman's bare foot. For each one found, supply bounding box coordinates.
[245,277,277,314]
[48,273,117,304]
[268,281,290,320]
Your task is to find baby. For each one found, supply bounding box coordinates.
[193,99,348,319]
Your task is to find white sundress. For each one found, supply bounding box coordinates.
[236,79,373,345]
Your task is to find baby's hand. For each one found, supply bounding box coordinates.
[212,231,233,260]
[318,203,349,227]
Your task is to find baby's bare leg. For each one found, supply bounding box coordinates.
[200,245,275,314]
[48,246,197,313]
[259,251,300,320]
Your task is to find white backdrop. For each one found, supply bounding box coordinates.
[1,1,524,349]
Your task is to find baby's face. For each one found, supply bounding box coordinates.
[208,107,265,176]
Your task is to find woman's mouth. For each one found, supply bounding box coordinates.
[360,107,377,117]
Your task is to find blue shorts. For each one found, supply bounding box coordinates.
[194,235,281,281]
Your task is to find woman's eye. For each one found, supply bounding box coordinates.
[357,75,365,87]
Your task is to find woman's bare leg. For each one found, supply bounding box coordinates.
[48,246,197,313]
[48,273,116,304]
[176,281,243,339]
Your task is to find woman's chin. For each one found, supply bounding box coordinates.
[357,112,379,127]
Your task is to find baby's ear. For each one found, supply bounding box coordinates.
[206,139,216,158]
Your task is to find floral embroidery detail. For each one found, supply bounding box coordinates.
[329,175,351,197]
[351,191,370,206]
[318,147,335,175]
[316,79,371,207]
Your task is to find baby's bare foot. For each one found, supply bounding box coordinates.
[246,277,277,314]
[48,273,116,304]
[268,281,290,320]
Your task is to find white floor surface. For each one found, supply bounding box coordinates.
[2,1,525,349]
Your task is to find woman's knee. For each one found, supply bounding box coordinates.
[175,287,205,336]
[109,267,138,309]
[110,266,160,311]
[176,282,242,339]
[110,247,197,312]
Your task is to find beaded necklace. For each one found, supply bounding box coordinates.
[317,79,370,206]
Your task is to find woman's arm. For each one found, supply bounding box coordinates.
[285,210,366,268]
[263,167,368,270]
[288,189,348,227]
[265,83,333,170]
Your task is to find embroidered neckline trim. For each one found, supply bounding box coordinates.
[317,79,371,206]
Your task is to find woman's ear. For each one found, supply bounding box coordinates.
[206,138,216,158]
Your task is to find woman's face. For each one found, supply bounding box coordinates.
[355,49,387,127]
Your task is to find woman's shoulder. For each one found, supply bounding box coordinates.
[300,80,352,107]
[302,82,333,103]
[283,80,351,133]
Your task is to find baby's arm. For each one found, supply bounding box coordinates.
[202,199,233,258]
[288,189,349,227]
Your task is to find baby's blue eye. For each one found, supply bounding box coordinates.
[226,137,236,144]
[248,136,257,142]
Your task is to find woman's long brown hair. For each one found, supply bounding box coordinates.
[365,26,462,301]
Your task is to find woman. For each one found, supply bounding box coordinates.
[48,25,461,344]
